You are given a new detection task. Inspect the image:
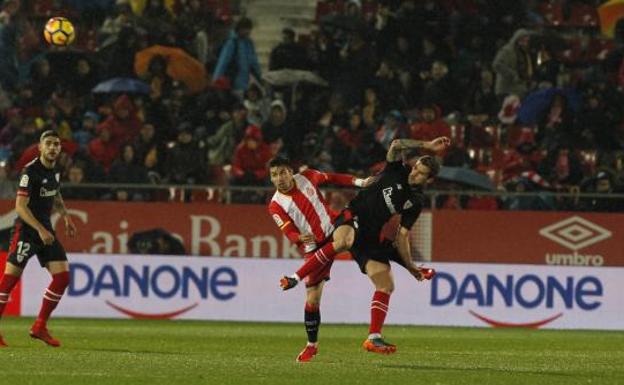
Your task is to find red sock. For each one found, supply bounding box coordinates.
[369,291,390,335]
[0,274,20,318]
[296,242,336,280]
[37,271,70,323]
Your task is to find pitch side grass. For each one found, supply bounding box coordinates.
[0,318,621,385]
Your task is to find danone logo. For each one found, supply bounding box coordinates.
[431,272,603,328]
[68,263,238,319]
[540,216,612,266]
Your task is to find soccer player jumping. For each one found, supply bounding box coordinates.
[268,156,373,362]
[280,136,450,354]
[0,130,77,347]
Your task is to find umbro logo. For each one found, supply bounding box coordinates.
[539,216,612,251]
[403,200,413,209]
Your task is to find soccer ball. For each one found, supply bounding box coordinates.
[43,17,75,47]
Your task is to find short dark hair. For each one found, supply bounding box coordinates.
[40,130,60,142]
[236,17,253,32]
[419,155,440,178]
[269,155,292,170]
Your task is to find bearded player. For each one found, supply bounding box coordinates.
[280,137,450,353]
[0,130,76,347]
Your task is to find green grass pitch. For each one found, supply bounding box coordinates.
[0,317,622,385]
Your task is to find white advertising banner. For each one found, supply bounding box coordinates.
[20,254,624,330]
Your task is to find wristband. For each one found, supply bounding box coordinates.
[354,178,365,187]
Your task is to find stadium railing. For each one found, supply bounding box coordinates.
[56,182,624,211]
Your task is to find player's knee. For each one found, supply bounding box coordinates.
[334,234,353,252]
[376,283,394,294]
[306,291,322,306]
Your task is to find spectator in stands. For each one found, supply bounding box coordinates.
[10,117,38,164]
[336,29,377,106]
[30,59,57,105]
[106,26,143,78]
[333,106,366,172]
[362,86,382,128]
[503,174,555,211]
[133,122,164,182]
[212,17,261,97]
[307,29,339,82]
[420,60,457,114]
[372,60,407,110]
[536,92,577,150]
[69,58,100,97]
[579,171,624,212]
[97,94,142,148]
[0,108,22,147]
[206,102,247,172]
[99,0,137,41]
[73,111,99,150]
[492,29,535,98]
[230,125,272,187]
[243,83,268,126]
[88,125,119,173]
[165,122,205,185]
[0,160,15,199]
[269,28,308,71]
[62,162,96,201]
[261,99,288,145]
[538,144,584,189]
[465,68,498,117]
[409,104,451,142]
[375,110,407,150]
[37,101,72,140]
[143,55,174,103]
[109,144,149,201]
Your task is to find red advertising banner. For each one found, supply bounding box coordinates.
[0,200,621,266]
[433,210,624,266]
[0,201,296,258]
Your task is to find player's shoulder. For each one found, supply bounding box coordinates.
[269,191,290,208]
[21,157,40,174]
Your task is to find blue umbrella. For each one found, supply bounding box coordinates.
[517,88,581,126]
[437,167,495,191]
[92,78,150,94]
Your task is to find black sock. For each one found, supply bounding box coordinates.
[304,304,320,343]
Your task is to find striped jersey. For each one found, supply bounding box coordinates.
[269,169,354,253]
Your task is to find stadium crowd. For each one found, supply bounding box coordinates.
[0,0,622,211]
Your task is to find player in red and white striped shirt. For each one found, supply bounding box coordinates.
[268,156,373,362]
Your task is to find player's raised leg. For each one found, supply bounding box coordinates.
[30,261,70,347]
[0,263,23,347]
[362,260,396,354]
[281,225,354,290]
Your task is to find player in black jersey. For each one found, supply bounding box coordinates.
[281,136,450,354]
[0,130,77,347]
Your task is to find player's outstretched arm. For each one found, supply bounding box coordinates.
[394,226,425,281]
[386,137,451,162]
[54,192,76,238]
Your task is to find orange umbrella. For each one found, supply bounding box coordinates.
[598,0,624,38]
[135,45,207,93]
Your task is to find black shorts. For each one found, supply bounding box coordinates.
[7,223,68,269]
[340,210,405,274]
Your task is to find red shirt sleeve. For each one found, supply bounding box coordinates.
[300,168,355,187]
[268,201,301,246]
